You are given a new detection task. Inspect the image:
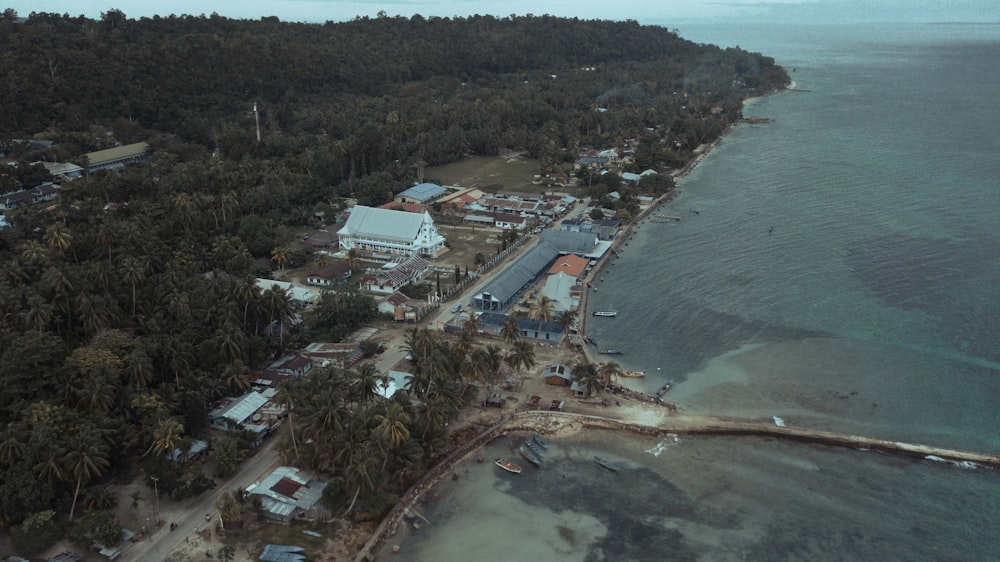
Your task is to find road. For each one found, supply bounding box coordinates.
[123,439,281,562]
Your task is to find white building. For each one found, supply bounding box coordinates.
[337,206,446,257]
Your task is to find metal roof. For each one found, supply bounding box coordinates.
[215,391,268,424]
[397,182,447,201]
[337,205,431,242]
[84,142,150,166]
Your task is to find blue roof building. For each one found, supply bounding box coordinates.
[395,182,448,204]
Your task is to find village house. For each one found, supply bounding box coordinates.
[246,466,328,523]
[543,363,574,386]
[266,354,314,378]
[478,312,564,342]
[41,161,84,181]
[337,205,446,258]
[255,279,319,308]
[300,342,363,368]
[376,370,413,399]
[0,182,59,212]
[493,212,528,230]
[208,389,285,446]
[305,261,352,287]
[378,291,411,317]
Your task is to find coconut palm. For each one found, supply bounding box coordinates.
[573,361,603,397]
[274,382,300,460]
[598,360,621,386]
[374,402,411,471]
[529,295,556,339]
[501,315,521,345]
[505,339,536,373]
[221,361,251,393]
[44,222,73,258]
[119,255,147,315]
[150,418,184,458]
[270,247,291,274]
[64,438,110,521]
[20,240,49,265]
[351,362,382,405]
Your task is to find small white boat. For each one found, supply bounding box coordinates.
[494,457,523,474]
[593,311,618,317]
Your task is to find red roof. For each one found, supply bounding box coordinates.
[377,201,427,214]
[547,254,588,277]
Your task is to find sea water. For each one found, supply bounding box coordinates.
[382,24,1000,560]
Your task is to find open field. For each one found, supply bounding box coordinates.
[425,154,542,193]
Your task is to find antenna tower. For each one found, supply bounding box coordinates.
[253,102,261,143]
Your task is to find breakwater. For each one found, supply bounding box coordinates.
[354,409,997,561]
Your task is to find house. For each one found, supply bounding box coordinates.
[246,466,328,523]
[378,291,411,317]
[560,218,589,234]
[543,364,574,386]
[208,390,285,446]
[166,439,208,462]
[394,182,448,204]
[83,142,151,173]
[358,254,430,294]
[591,219,621,241]
[437,187,486,209]
[306,261,352,287]
[266,354,314,378]
[337,206,446,257]
[494,212,528,230]
[259,545,306,562]
[300,229,339,248]
[0,183,59,212]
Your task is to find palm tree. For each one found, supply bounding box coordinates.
[123,349,155,392]
[44,222,73,258]
[271,247,291,275]
[274,383,300,460]
[501,315,521,345]
[64,438,110,521]
[555,313,577,344]
[341,444,379,516]
[573,361,603,397]
[352,362,381,405]
[374,402,411,471]
[119,255,147,315]
[150,418,184,458]
[221,361,251,393]
[232,276,261,331]
[598,360,621,387]
[20,240,49,265]
[0,432,26,467]
[529,295,556,340]
[505,339,536,373]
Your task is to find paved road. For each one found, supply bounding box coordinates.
[122,440,281,562]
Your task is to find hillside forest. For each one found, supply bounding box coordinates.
[0,9,788,555]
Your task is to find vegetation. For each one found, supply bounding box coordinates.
[0,7,787,550]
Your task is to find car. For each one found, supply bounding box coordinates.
[451,304,463,313]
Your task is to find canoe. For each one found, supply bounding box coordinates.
[531,432,549,449]
[525,439,545,458]
[593,311,618,317]
[495,457,523,474]
[655,381,673,396]
[519,446,542,467]
[620,371,646,378]
[594,456,621,472]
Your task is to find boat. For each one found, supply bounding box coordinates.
[584,335,598,346]
[518,446,542,467]
[594,456,621,472]
[620,370,646,378]
[494,457,523,474]
[598,349,623,355]
[531,432,549,449]
[524,439,546,458]
[655,381,673,396]
[593,311,618,317]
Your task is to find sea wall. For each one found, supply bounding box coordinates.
[354,409,999,561]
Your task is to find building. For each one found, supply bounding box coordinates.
[493,212,528,230]
[591,219,621,241]
[255,279,319,308]
[539,272,578,313]
[378,291,410,317]
[376,370,413,399]
[543,364,574,386]
[306,261,352,287]
[41,161,84,181]
[266,354,314,378]
[377,201,427,214]
[208,390,285,446]
[83,142,151,173]
[300,342,362,368]
[478,312,564,342]
[0,183,58,212]
[337,206,446,257]
[394,182,448,204]
[547,254,589,277]
[246,466,328,523]
[358,254,430,295]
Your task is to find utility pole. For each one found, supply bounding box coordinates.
[151,476,160,526]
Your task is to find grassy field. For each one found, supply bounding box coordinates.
[425,155,540,193]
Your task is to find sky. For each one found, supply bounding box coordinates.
[7,0,1000,26]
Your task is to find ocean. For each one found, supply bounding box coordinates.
[382,23,1000,560]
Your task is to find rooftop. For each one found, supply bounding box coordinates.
[397,182,447,202]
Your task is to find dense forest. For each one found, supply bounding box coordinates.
[0,9,788,555]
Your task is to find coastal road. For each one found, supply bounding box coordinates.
[122,439,281,562]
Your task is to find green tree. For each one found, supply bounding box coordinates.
[11,510,62,556]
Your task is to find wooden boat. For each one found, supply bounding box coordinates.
[620,370,646,378]
[655,381,673,396]
[519,446,542,467]
[598,349,623,355]
[584,335,598,346]
[525,439,546,458]
[531,432,549,449]
[594,456,621,472]
[495,457,523,474]
[593,311,618,317]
